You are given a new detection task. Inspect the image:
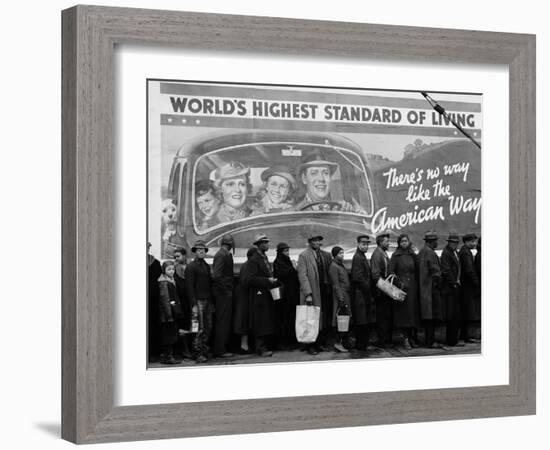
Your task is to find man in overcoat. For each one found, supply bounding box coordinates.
[212,234,235,358]
[440,232,462,346]
[350,234,376,351]
[247,233,279,356]
[459,233,481,343]
[371,232,393,348]
[418,230,447,348]
[297,234,333,354]
[185,240,213,363]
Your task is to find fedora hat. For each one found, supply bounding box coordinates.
[423,230,439,241]
[297,149,338,175]
[191,240,209,253]
[253,233,270,246]
[307,234,324,242]
[276,242,290,252]
[219,234,235,247]
[446,232,460,243]
[462,233,478,243]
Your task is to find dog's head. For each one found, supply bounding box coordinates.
[161,199,177,223]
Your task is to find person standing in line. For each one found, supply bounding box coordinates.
[474,237,482,341]
[212,234,235,358]
[185,240,214,363]
[418,230,447,349]
[389,234,420,350]
[297,234,333,355]
[328,246,352,353]
[371,232,393,348]
[233,247,256,353]
[173,247,192,359]
[440,232,463,347]
[351,235,377,351]
[157,260,183,365]
[147,242,162,363]
[273,242,300,350]
[459,233,481,343]
[247,233,279,357]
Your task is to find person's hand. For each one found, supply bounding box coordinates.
[305,294,313,306]
[268,277,277,284]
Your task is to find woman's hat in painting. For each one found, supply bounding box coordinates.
[214,161,250,187]
[260,165,297,190]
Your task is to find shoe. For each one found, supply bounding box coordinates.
[258,350,273,357]
[160,355,180,365]
[195,355,208,363]
[307,347,319,355]
[334,342,349,353]
[402,338,412,350]
[466,338,481,343]
[316,345,327,352]
[219,352,234,358]
[238,347,251,355]
[455,340,465,347]
[410,339,420,348]
[430,342,443,349]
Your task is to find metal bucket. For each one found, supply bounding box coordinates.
[270,286,282,301]
[336,315,350,332]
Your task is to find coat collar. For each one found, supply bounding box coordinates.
[158,273,175,284]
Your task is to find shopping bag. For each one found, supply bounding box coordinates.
[295,305,320,343]
[376,275,407,302]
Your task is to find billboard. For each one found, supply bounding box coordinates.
[147,80,481,260]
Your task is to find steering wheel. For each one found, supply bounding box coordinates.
[299,201,342,211]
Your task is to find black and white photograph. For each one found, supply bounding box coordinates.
[147,80,482,367]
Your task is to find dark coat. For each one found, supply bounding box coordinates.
[459,246,481,321]
[148,257,162,356]
[329,259,352,326]
[212,246,234,295]
[350,250,376,325]
[273,253,300,339]
[389,247,420,328]
[247,250,277,337]
[158,275,181,324]
[173,262,190,329]
[233,260,252,335]
[184,258,212,304]
[418,245,444,320]
[371,247,391,293]
[440,245,462,321]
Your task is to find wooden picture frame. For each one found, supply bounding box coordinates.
[62,5,536,444]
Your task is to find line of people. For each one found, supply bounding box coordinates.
[147,229,481,365]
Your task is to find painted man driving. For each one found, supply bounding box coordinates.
[295,149,366,213]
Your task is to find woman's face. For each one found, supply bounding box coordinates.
[282,248,290,257]
[399,237,409,250]
[220,176,247,209]
[336,249,344,261]
[165,265,175,277]
[266,175,290,205]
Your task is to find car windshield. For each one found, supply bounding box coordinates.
[192,140,374,234]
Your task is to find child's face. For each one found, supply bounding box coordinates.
[197,191,219,218]
[165,265,175,277]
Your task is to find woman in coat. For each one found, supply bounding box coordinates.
[233,247,256,353]
[158,260,183,365]
[273,242,300,349]
[328,246,352,352]
[389,234,420,349]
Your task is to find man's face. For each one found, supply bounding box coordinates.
[301,165,331,201]
[174,252,186,263]
[266,175,290,205]
[448,241,458,251]
[258,241,270,252]
[379,237,390,251]
[309,239,322,251]
[195,248,206,259]
[220,176,247,209]
[466,239,477,249]
[197,191,219,218]
[428,239,438,249]
[358,239,369,253]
